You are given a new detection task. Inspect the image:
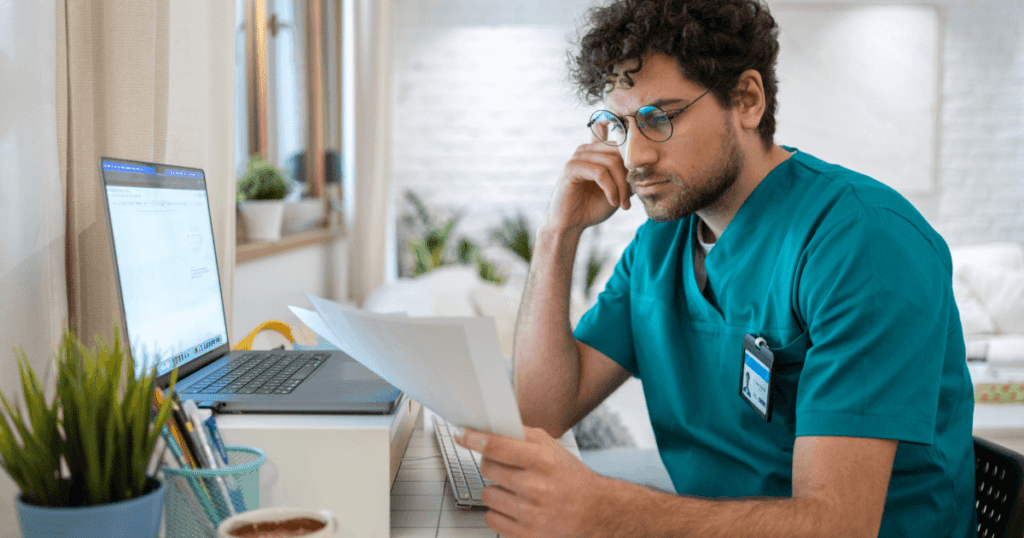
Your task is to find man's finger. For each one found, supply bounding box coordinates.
[571,149,629,209]
[456,428,539,469]
[479,455,521,487]
[566,160,623,209]
[480,483,522,519]
[484,508,524,538]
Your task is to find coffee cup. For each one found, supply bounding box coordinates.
[217,507,338,538]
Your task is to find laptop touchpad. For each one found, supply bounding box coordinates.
[339,361,381,381]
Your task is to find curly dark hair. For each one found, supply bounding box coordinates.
[569,0,780,149]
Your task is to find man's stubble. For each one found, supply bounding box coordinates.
[628,119,744,223]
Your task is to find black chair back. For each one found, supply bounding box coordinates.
[976,436,1024,538]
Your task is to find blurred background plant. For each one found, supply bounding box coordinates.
[399,190,502,283]
[490,213,532,265]
[584,246,608,299]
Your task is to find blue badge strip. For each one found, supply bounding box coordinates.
[744,351,770,380]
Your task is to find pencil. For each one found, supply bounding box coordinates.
[154,388,197,468]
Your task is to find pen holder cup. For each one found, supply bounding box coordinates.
[162,446,266,538]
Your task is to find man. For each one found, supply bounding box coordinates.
[454,0,976,536]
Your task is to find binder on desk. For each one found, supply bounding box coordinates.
[290,295,525,440]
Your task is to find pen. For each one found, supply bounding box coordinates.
[160,424,187,468]
[183,399,236,516]
[204,415,230,466]
[202,414,246,511]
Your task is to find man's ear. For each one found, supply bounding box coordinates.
[733,69,766,131]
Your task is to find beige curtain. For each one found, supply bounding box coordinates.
[0,3,67,534]
[346,0,394,305]
[58,0,237,343]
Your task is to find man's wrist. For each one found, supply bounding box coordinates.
[534,222,585,259]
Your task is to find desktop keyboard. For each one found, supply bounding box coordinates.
[181,352,328,395]
[432,415,493,507]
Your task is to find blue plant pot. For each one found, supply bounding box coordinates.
[15,478,167,538]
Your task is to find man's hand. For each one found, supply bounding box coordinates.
[456,426,613,538]
[544,141,631,234]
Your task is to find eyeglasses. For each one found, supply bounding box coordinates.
[587,88,712,147]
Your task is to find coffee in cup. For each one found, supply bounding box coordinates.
[217,507,338,538]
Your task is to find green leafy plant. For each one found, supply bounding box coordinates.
[584,247,609,299]
[491,213,533,264]
[237,156,289,201]
[0,326,176,507]
[400,190,503,283]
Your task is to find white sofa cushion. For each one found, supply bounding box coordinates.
[952,272,997,335]
[950,242,1024,275]
[363,265,480,317]
[957,263,1024,334]
[950,242,1024,336]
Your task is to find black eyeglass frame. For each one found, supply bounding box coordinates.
[587,88,713,147]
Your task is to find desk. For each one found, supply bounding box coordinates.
[974,403,1024,453]
[217,396,421,538]
[390,410,580,538]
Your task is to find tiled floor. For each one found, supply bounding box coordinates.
[390,411,581,538]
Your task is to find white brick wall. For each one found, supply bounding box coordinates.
[933,0,1024,246]
[390,0,1024,285]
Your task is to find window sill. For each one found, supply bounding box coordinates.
[236,223,345,263]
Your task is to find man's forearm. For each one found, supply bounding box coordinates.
[513,224,584,435]
[596,478,848,538]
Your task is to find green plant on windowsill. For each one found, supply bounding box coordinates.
[237,156,289,202]
[0,326,177,508]
[237,156,291,242]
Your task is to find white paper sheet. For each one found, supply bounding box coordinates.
[293,296,525,440]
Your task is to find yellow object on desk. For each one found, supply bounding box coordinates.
[975,383,1024,403]
[233,320,295,351]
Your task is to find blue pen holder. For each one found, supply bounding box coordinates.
[162,446,266,538]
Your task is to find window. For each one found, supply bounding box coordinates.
[236,0,341,203]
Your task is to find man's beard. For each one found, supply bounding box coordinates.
[628,124,744,223]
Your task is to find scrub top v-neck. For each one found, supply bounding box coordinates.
[574,149,976,537]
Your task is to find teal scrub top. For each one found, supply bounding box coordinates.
[574,149,976,537]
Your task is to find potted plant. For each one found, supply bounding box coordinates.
[275,153,325,236]
[399,190,502,283]
[237,156,290,242]
[0,326,177,538]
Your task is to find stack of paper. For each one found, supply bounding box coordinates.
[290,295,525,440]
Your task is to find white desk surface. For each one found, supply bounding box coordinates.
[391,410,580,538]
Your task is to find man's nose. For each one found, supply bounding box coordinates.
[621,123,657,170]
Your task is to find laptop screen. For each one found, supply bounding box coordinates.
[101,159,229,378]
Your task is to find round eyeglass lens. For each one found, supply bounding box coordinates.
[589,110,626,146]
[635,106,672,142]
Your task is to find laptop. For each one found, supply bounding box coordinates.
[99,157,402,414]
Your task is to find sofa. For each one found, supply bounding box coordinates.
[951,242,1024,385]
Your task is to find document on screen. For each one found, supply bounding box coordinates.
[289,296,525,440]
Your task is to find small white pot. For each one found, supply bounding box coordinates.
[282,198,327,235]
[238,200,286,242]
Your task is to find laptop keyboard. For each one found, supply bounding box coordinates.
[180,352,328,395]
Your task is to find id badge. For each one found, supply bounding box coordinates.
[740,333,775,422]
